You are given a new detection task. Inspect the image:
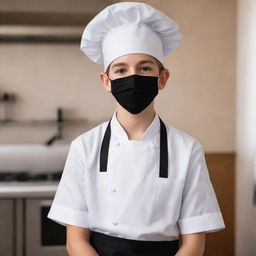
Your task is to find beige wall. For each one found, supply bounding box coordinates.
[0,0,236,152]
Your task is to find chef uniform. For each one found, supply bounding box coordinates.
[48,2,225,256]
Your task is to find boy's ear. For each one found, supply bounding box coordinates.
[99,72,112,92]
[158,69,170,90]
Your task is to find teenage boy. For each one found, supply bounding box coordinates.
[48,2,225,256]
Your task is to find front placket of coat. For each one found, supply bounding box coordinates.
[98,116,169,233]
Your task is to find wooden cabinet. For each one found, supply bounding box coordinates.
[0,199,14,256]
[204,153,235,256]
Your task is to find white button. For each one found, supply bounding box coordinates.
[111,187,116,192]
[113,221,118,226]
[115,142,120,147]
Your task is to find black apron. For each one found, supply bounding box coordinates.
[90,230,179,256]
[91,116,179,256]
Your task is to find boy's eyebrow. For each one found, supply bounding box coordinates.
[111,59,155,69]
[111,62,127,69]
[138,60,155,65]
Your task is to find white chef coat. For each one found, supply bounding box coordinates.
[47,110,225,241]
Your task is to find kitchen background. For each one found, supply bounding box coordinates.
[0,0,255,255]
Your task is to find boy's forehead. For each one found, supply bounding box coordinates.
[110,53,157,68]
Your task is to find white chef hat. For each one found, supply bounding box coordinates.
[80,2,182,71]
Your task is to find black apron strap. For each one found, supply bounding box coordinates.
[90,230,179,256]
[99,117,112,172]
[159,117,168,178]
[99,116,169,178]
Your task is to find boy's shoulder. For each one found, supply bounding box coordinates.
[166,123,203,151]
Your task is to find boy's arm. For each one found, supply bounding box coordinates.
[66,225,99,256]
[175,232,205,256]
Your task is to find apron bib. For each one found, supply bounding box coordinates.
[100,116,169,178]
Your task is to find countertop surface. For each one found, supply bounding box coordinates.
[0,182,58,198]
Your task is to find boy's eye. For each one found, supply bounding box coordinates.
[114,68,126,74]
[140,66,152,71]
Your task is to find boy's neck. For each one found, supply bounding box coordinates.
[115,104,156,140]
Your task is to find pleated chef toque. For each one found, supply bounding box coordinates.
[80,2,182,71]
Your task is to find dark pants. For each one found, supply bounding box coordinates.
[90,231,179,256]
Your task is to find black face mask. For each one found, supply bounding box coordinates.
[110,74,159,114]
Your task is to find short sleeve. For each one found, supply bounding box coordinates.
[47,138,89,228]
[178,142,225,234]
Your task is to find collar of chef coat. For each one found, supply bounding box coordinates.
[110,110,160,144]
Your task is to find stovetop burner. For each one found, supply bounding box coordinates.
[0,171,62,182]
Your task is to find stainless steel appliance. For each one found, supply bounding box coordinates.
[26,198,67,256]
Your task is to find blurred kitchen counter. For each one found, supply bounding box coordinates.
[0,182,58,198]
